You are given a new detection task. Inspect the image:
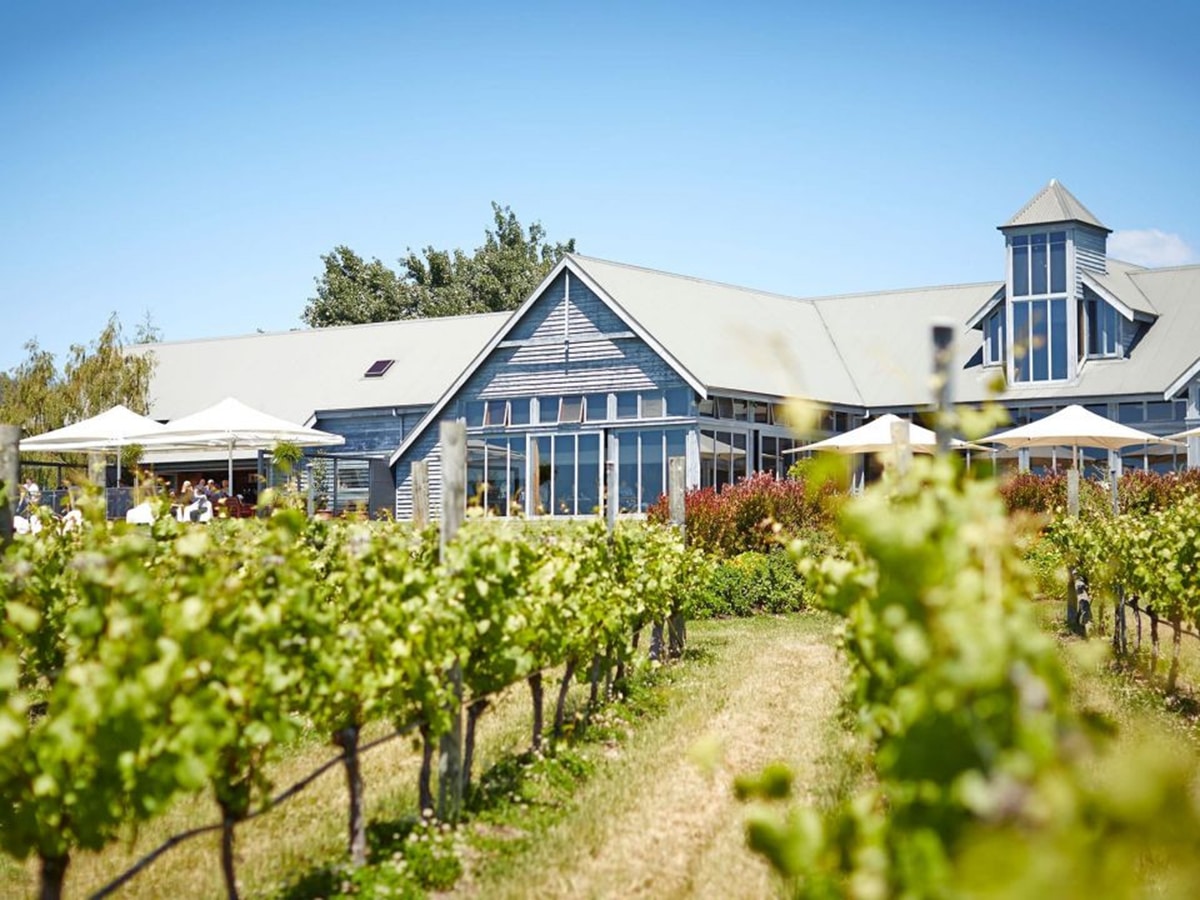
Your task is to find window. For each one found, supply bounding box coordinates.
[585,393,608,422]
[510,399,531,426]
[700,429,749,490]
[529,433,602,516]
[642,393,665,418]
[1010,231,1070,383]
[1084,298,1120,358]
[1011,232,1066,297]
[559,395,583,424]
[983,307,1006,365]
[535,396,559,425]
[616,392,639,420]
[364,359,395,378]
[1012,297,1068,383]
[464,400,486,427]
[466,436,527,516]
[666,387,691,417]
[1118,402,1145,424]
[483,400,508,427]
[615,429,689,514]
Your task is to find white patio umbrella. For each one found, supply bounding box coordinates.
[129,397,345,491]
[18,404,169,483]
[1167,424,1200,441]
[984,404,1180,468]
[782,413,979,455]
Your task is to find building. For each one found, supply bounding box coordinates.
[137,181,1200,517]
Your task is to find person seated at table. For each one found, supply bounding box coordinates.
[15,478,40,518]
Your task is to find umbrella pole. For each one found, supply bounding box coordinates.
[228,443,234,502]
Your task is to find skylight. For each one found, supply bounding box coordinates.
[364,359,395,378]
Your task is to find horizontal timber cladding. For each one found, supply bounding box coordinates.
[1076,227,1107,282]
[507,270,629,342]
[314,410,425,456]
[395,427,442,520]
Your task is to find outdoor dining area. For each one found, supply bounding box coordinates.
[783,404,1197,497]
[13,397,344,526]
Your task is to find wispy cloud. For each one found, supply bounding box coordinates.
[1109,229,1198,267]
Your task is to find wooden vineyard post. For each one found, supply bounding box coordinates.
[0,424,18,547]
[438,421,465,823]
[89,450,107,519]
[412,460,429,528]
[1066,469,1082,633]
[667,456,687,659]
[890,419,912,476]
[606,432,618,533]
[931,321,954,455]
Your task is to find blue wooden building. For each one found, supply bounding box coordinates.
[137,181,1200,517]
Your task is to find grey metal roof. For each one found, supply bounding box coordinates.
[568,255,866,404]
[129,313,510,424]
[1002,179,1110,232]
[1084,259,1157,316]
[809,282,1001,408]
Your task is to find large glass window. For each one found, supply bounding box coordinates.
[466,436,527,516]
[1010,231,1070,382]
[1012,231,1066,298]
[578,434,601,514]
[612,429,688,514]
[553,434,576,514]
[700,428,751,490]
[1012,297,1068,383]
[527,433,604,517]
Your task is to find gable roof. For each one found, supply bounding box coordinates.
[129,313,509,424]
[1002,179,1110,232]
[1083,258,1157,317]
[567,255,865,404]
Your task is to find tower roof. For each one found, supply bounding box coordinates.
[1001,179,1110,232]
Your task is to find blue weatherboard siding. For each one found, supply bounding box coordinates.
[314,408,429,455]
[393,267,693,518]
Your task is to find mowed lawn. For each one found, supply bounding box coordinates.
[0,613,847,899]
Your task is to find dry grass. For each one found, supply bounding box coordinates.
[0,682,542,899]
[462,613,845,900]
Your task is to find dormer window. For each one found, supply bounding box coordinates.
[1084,297,1121,358]
[982,306,1006,365]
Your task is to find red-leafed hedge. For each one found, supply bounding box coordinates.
[998,469,1200,516]
[647,472,839,557]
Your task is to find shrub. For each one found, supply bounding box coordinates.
[648,472,840,558]
[691,549,810,618]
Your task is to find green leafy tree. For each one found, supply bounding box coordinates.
[302,204,576,327]
[0,315,156,437]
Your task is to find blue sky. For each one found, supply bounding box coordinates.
[2,0,1198,374]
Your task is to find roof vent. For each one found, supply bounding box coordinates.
[364,359,395,378]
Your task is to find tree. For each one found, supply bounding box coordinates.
[302,203,576,327]
[0,314,156,438]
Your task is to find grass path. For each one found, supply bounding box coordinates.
[0,614,844,899]
[462,613,845,899]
